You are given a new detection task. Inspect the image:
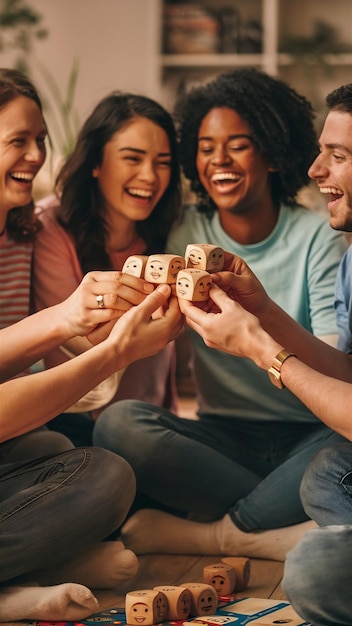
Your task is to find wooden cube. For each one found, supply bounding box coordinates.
[154,585,192,620]
[203,562,236,596]
[122,255,148,278]
[125,589,168,625]
[185,244,224,273]
[180,583,218,616]
[221,556,251,591]
[176,269,212,301]
[144,254,185,284]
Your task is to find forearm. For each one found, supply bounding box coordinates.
[260,300,352,382]
[0,340,122,442]
[281,357,352,440]
[244,327,352,439]
[0,305,74,381]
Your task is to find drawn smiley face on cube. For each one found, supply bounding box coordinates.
[180,583,218,616]
[154,585,192,620]
[203,563,236,596]
[176,269,212,301]
[125,589,168,625]
[145,254,185,283]
[122,255,148,278]
[185,244,224,273]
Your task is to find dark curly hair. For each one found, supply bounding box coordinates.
[0,68,44,242]
[326,82,352,114]
[174,68,318,215]
[55,92,182,273]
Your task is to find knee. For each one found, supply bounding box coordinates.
[300,443,352,515]
[89,447,136,520]
[300,446,330,508]
[283,526,352,625]
[94,400,140,446]
[90,447,135,489]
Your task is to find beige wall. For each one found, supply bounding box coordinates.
[1,0,160,120]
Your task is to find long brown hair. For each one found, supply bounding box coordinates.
[55,92,182,273]
[0,68,44,242]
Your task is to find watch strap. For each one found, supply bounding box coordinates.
[267,349,296,389]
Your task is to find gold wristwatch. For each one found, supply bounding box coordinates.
[267,349,296,389]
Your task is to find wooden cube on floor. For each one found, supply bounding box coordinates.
[125,589,168,625]
[154,585,192,620]
[180,582,218,616]
[203,562,236,596]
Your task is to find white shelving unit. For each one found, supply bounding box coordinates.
[150,0,352,109]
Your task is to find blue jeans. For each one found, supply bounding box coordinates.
[300,442,352,525]
[0,447,135,583]
[93,400,344,529]
[282,442,352,625]
[283,526,352,625]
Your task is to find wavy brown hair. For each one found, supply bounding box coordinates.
[0,68,44,242]
[54,92,182,273]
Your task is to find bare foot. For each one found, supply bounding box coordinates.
[121,509,317,561]
[0,583,98,621]
[42,542,139,589]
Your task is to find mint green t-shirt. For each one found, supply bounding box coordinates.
[167,204,347,423]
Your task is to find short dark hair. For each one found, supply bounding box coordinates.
[326,83,352,114]
[55,92,182,273]
[174,68,318,214]
[0,68,44,241]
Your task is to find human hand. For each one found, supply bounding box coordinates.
[56,270,155,339]
[108,284,184,366]
[179,283,276,367]
[211,253,271,319]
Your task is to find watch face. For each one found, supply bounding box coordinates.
[267,367,284,389]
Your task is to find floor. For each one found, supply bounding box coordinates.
[94,554,286,611]
[96,381,286,610]
[88,393,285,613]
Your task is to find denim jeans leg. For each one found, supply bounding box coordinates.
[230,429,344,531]
[0,447,135,582]
[283,526,352,626]
[94,400,262,519]
[300,442,352,525]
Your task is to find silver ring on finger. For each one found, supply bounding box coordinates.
[96,294,105,309]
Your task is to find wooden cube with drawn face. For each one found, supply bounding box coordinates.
[180,583,218,617]
[122,255,148,278]
[185,244,224,273]
[176,269,212,301]
[203,563,236,596]
[125,589,168,625]
[154,585,192,620]
[145,254,185,284]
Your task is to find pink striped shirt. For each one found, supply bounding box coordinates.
[0,230,32,330]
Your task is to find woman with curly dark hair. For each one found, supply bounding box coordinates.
[94,69,348,561]
[33,92,182,446]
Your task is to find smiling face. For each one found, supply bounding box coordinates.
[92,116,172,228]
[196,587,218,615]
[0,95,46,218]
[308,110,352,232]
[196,107,273,220]
[122,255,147,277]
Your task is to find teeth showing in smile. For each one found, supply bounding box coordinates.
[211,172,240,183]
[10,172,34,181]
[128,188,153,198]
[320,186,343,196]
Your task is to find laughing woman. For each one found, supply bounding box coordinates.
[32,91,182,446]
